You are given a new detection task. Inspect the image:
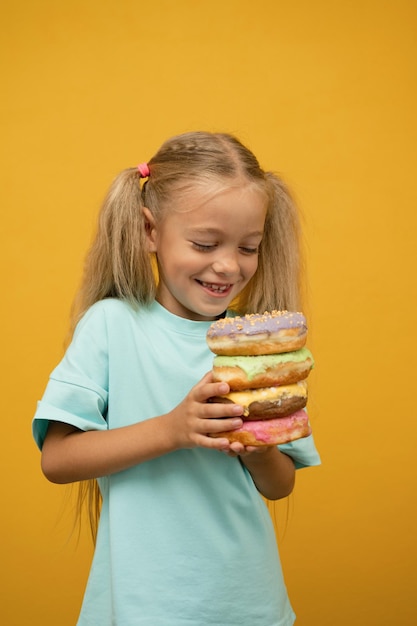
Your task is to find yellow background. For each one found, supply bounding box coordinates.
[2,1,416,624]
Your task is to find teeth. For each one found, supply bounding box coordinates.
[201,282,229,293]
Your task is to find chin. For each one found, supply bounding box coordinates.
[188,303,229,322]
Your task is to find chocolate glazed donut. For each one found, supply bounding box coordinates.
[209,381,308,420]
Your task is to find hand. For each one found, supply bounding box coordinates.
[166,372,244,452]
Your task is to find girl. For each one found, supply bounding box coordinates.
[33,131,320,626]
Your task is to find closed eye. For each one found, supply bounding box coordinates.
[239,246,259,255]
[192,242,217,252]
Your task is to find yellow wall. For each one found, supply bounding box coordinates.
[2,1,416,624]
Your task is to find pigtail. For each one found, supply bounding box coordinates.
[264,173,303,310]
[71,168,156,328]
[238,173,303,314]
[71,168,157,542]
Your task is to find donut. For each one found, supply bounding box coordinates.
[209,380,308,420]
[212,347,314,390]
[206,311,307,356]
[211,409,311,447]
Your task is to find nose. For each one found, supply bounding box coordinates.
[212,251,240,277]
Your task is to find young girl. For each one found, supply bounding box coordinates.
[33,131,320,626]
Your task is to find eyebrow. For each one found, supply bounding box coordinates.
[187,227,264,238]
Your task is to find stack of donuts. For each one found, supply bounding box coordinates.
[206,311,314,446]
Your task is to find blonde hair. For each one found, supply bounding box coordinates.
[71,131,304,540]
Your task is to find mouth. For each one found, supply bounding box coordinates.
[197,280,233,295]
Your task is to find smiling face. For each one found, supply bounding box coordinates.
[144,181,267,321]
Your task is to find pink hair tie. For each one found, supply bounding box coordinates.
[137,162,150,178]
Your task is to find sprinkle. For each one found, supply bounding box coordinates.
[207,310,307,338]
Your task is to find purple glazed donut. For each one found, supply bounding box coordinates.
[206,311,307,356]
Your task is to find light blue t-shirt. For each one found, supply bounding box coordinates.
[33,299,320,626]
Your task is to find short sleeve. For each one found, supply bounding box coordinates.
[32,303,110,450]
[278,433,321,469]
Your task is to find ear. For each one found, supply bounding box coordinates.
[142,207,158,252]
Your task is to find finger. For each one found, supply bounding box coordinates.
[194,381,231,403]
[228,441,246,455]
[200,401,244,420]
[193,433,231,452]
[199,416,243,435]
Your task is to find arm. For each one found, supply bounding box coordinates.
[41,374,244,484]
[238,446,296,501]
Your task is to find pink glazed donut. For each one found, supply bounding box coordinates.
[211,410,311,447]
